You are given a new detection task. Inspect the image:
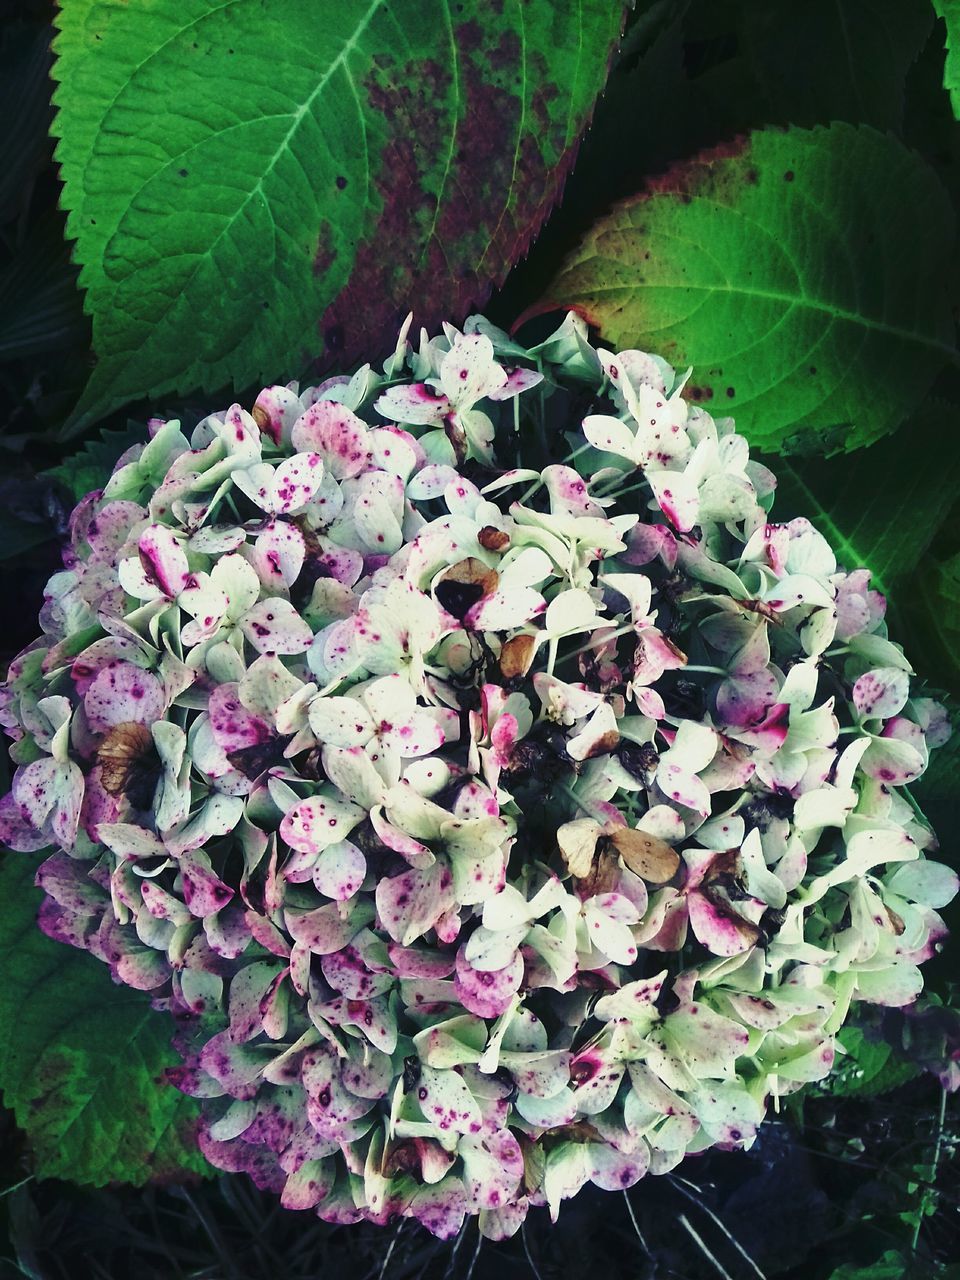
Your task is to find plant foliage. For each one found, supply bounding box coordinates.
[1,0,960,1271]
[526,124,956,454]
[0,855,211,1185]
[51,0,626,432]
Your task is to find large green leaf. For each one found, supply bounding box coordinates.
[0,854,211,1185]
[933,0,960,118]
[905,548,960,696]
[769,401,960,595]
[52,0,626,434]
[526,124,956,454]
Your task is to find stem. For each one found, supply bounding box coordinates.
[910,1085,947,1253]
[622,1191,653,1260]
[678,1214,734,1280]
[546,635,559,679]
[559,781,606,823]
[595,465,641,499]
[669,1176,766,1279]
[519,474,545,505]
[901,784,930,825]
[557,620,639,665]
[601,477,653,506]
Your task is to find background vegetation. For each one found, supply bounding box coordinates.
[2,1,960,1275]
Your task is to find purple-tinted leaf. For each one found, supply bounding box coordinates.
[54,3,628,432]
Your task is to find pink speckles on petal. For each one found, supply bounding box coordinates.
[84,662,165,731]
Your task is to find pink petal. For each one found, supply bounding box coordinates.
[852,667,910,720]
[209,683,272,753]
[588,1142,648,1191]
[460,1130,524,1211]
[269,452,325,513]
[687,891,757,958]
[250,520,306,588]
[179,850,235,917]
[291,401,372,478]
[648,471,699,533]
[252,385,303,445]
[286,901,371,954]
[408,1176,468,1239]
[486,366,543,400]
[280,794,364,854]
[313,839,367,900]
[241,599,313,655]
[138,524,191,597]
[716,669,779,729]
[454,946,523,1018]
[375,383,449,427]
[657,762,711,813]
[375,862,456,945]
[0,790,47,850]
[84,662,165,731]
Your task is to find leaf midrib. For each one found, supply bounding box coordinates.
[86,0,390,388]
[567,277,957,361]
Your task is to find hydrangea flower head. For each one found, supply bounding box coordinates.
[1,313,954,1239]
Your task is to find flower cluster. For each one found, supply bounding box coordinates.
[1,313,955,1239]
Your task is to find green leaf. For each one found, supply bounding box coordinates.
[912,721,960,839]
[51,0,626,434]
[0,853,212,1185]
[904,547,960,696]
[768,400,960,595]
[828,1026,921,1099]
[527,124,956,454]
[933,0,960,119]
[742,0,932,131]
[45,421,149,503]
[828,1255,912,1280]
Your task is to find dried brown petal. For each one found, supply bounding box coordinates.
[885,905,906,936]
[97,721,160,808]
[478,525,510,552]
[435,557,499,621]
[97,722,154,795]
[578,728,620,760]
[499,633,537,679]
[557,817,600,879]
[576,849,621,897]
[609,827,680,884]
